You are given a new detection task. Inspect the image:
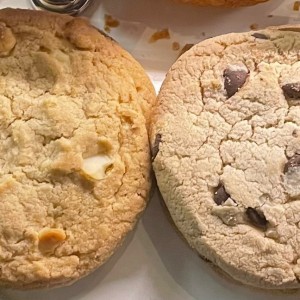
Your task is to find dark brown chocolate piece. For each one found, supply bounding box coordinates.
[282,83,300,99]
[224,67,248,98]
[246,207,268,230]
[284,154,300,173]
[252,33,269,40]
[152,134,162,161]
[214,185,230,205]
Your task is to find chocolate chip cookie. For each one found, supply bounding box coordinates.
[151,25,300,289]
[176,0,268,6]
[0,8,155,288]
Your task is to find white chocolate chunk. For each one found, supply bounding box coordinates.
[38,228,66,253]
[81,155,113,180]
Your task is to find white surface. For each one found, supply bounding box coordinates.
[0,0,300,299]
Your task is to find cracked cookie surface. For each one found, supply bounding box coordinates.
[151,25,300,289]
[0,8,155,288]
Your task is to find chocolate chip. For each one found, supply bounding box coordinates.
[246,207,268,230]
[284,154,300,173]
[292,129,299,137]
[214,185,230,205]
[224,67,249,98]
[252,33,269,40]
[152,134,162,161]
[282,83,300,99]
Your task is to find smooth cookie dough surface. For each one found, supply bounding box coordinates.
[151,26,300,289]
[0,9,155,288]
[175,0,268,7]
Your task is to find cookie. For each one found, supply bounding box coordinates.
[0,8,155,288]
[151,25,300,289]
[175,0,268,7]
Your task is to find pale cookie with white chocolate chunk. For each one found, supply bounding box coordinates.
[151,25,300,289]
[0,9,155,288]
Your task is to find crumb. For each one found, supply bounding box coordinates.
[172,42,180,51]
[104,14,120,32]
[293,1,300,11]
[202,32,206,36]
[178,43,194,57]
[250,23,258,30]
[104,25,111,33]
[268,14,273,18]
[149,29,170,43]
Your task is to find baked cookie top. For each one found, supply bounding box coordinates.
[175,0,268,7]
[151,26,300,289]
[0,8,155,288]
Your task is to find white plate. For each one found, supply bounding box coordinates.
[0,0,300,299]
